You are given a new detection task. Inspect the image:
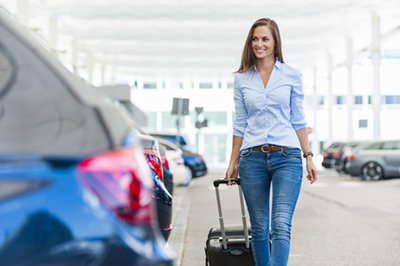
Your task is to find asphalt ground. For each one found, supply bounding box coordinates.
[168,167,400,266]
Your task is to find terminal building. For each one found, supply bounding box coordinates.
[2,0,400,169]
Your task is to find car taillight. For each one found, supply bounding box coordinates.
[334,152,340,159]
[144,150,164,181]
[161,154,169,169]
[199,155,205,161]
[349,155,355,161]
[78,147,154,225]
[173,157,184,165]
[323,151,328,159]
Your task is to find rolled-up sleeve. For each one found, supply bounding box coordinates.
[233,75,248,137]
[290,73,307,131]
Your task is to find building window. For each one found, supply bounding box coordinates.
[143,82,157,89]
[354,96,363,105]
[368,95,372,105]
[199,82,212,89]
[359,119,368,128]
[336,96,345,105]
[318,96,324,105]
[384,95,400,104]
[227,82,234,89]
[319,141,325,154]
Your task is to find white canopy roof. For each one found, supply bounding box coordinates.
[1,0,400,79]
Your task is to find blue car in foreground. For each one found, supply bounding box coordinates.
[0,8,173,266]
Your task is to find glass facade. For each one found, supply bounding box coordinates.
[204,134,227,164]
[146,111,157,129]
[162,111,185,129]
[204,111,227,126]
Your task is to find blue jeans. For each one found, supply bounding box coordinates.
[238,147,303,266]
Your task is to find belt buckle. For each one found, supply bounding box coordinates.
[261,144,271,153]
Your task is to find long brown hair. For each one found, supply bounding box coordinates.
[235,18,284,73]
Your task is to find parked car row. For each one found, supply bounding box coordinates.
[322,140,400,181]
[0,8,210,264]
[146,132,208,185]
[0,9,180,265]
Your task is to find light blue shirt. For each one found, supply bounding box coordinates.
[233,60,307,150]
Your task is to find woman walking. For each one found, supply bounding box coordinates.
[225,18,318,266]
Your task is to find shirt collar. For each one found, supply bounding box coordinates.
[252,58,281,72]
[275,59,281,70]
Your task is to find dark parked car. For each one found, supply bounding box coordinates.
[181,148,208,179]
[158,142,174,196]
[150,132,192,151]
[0,9,173,266]
[322,142,345,168]
[333,141,363,173]
[149,133,208,182]
[345,140,400,181]
[139,134,173,240]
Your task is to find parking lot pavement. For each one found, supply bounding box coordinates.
[169,169,400,266]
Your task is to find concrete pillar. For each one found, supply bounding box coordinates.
[212,79,219,90]
[371,13,381,140]
[71,38,79,75]
[100,64,106,86]
[86,53,94,84]
[327,52,333,146]
[312,66,319,155]
[137,78,144,89]
[110,65,117,85]
[346,37,354,141]
[17,0,29,26]
[49,16,58,55]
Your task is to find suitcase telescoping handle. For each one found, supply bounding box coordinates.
[213,178,250,250]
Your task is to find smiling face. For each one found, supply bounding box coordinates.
[251,25,275,61]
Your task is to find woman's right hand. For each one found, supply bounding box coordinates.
[225,163,239,185]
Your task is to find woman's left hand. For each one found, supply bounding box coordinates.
[306,157,318,184]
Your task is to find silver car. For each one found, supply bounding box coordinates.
[345,140,400,180]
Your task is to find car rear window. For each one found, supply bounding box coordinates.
[326,143,342,151]
[365,142,382,150]
[382,141,400,150]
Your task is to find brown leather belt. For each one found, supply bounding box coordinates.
[252,144,290,153]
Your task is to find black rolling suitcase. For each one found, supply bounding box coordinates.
[204,178,255,266]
